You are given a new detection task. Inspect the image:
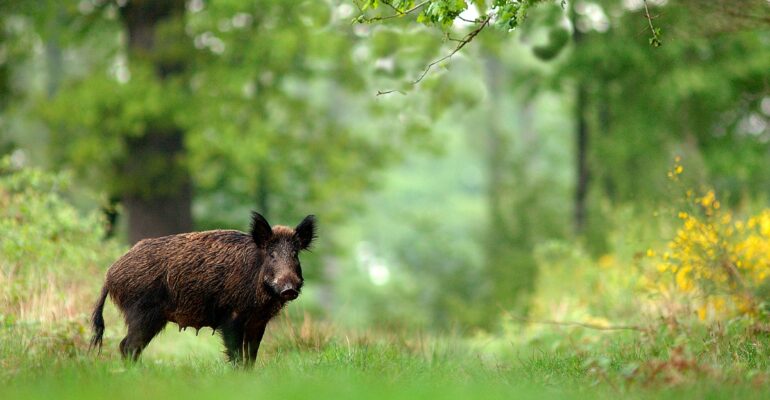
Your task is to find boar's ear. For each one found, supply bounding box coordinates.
[295,215,317,250]
[250,212,273,247]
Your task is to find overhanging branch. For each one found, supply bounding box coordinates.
[375,14,493,96]
[411,13,492,85]
[356,0,431,23]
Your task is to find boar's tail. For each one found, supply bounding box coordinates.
[89,284,109,353]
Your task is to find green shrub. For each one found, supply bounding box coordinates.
[0,157,124,324]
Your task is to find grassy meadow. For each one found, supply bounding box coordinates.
[3,311,770,399]
[2,161,770,399]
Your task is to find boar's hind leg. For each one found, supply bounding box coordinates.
[220,320,245,364]
[119,310,167,361]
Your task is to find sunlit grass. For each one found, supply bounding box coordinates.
[3,314,770,400]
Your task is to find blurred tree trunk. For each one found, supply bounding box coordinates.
[482,54,538,314]
[123,130,193,243]
[0,56,8,113]
[0,11,12,155]
[598,85,614,200]
[574,83,589,234]
[120,0,192,243]
[572,5,590,235]
[484,56,511,304]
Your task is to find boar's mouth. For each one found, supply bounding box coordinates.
[263,280,301,301]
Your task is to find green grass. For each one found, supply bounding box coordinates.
[3,319,770,400]
[6,157,770,399]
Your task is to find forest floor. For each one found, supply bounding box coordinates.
[2,314,770,400]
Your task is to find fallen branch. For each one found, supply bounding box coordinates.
[502,309,649,332]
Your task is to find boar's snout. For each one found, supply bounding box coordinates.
[265,274,303,301]
[280,286,299,300]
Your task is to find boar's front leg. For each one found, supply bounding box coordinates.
[243,319,267,366]
[220,319,245,364]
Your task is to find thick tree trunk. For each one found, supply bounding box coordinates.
[119,0,192,243]
[122,129,193,243]
[124,186,193,243]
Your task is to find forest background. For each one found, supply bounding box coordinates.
[2,1,770,398]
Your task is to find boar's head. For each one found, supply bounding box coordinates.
[251,212,316,301]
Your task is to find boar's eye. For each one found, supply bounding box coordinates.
[270,251,277,259]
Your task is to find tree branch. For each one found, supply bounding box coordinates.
[412,14,491,84]
[642,0,662,47]
[375,14,492,96]
[357,0,431,23]
[377,89,406,95]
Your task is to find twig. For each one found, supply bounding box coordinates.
[376,89,406,96]
[411,13,492,85]
[374,14,492,96]
[642,0,662,47]
[456,15,477,23]
[445,33,466,43]
[358,0,431,23]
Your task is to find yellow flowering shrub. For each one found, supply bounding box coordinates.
[652,159,770,320]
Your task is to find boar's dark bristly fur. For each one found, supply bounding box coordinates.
[89,212,316,364]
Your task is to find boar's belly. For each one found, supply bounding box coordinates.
[167,302,229,330]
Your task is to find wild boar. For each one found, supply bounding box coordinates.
[89,212,316,364]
